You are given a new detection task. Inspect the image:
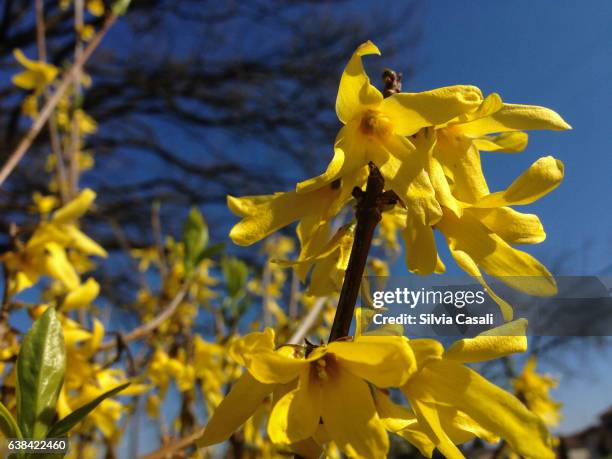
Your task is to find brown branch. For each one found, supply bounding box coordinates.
[328,163,396,342]
[288,297,327,345]
[0,12,118,187]
[98,281,190,351]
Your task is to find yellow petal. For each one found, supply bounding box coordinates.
[402,219,438,275]
[229,328,276,366]
[296,123,368,193]
[373,389,436,458]
[321,366,388,459]
[65,225,108,257]
[378,135,442,226]
[12,72,38,90]
[474,156,564,207]
[267,367,321,445]
[461,103,571,137]
[228,184,341,247]
[197,371,275,447]
[63,277,100,310]
[472,131,529,152]
[409,339,445,368]
[445,319,528,363]
[53,188,96,224]
[445,247,514,321]
[329,335,416,387]
[241,344,314,385]
[417,360,555,459]
[435,141,490,203]
[83,318,105,356]
[87,0,105,16]
[447,92,503,126]
[13,49,33,68]
[336,40,383,124]
[44,242,80,290]
[403,387,464,459]
[380,85,484,136]
[438,209,557,299]
[466,207,545,244]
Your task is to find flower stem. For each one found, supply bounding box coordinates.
[328,162,396,342]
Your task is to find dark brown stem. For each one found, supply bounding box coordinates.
[328,162,396,342]
[382,68,402,97]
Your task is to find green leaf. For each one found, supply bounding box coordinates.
[16,307,65,440]
[183,207,209,274]
[196,242,225,263]
[47,383,130,438]
[112,0,132,15]
[1,404,24,459]
[221,257,248,299]
[0,401,21,439]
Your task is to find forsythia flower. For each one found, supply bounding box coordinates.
[405,93,569,318]
[226,40,569,321]
[227,40,481,253]
[368,320,554,459]
[279,224,354,296]
[2,189,107,294]
[512,356,562,427]
[12,49,58,117]
[198,328,416,458]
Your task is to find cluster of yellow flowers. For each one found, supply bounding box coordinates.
[228,40,569,321]
[197,40,570,458]
[200,320,555,459]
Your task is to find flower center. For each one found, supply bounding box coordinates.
[312,354,337,381]
[359,110,393,138]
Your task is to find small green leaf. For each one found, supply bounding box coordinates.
[112,0,132,15]
[222,257,248,299]
[47,383,130,438]
[16,307,65,440]
[0,401,21,439]
[196,242,225,263]
[183,207,209,274]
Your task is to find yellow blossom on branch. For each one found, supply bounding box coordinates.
[513,356,562,427]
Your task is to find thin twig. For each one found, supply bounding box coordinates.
[98,282,190,351]
[68,0,85,198]
[288,297,326,344]
[262,260,272,327]
[137,426,205,459]
[0,13,118,187]
[35,0,68,202]
[151,201,168,279]
[288,269,300,319]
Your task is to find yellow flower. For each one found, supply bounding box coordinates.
[198,328,416,458]
[401,111,567,319]
[513,356,562,427]
[12,49,58,92]
[381,320,555,459]
[130,246,159,272]
[228,41,482,263]
[147,348,195,395]
[62,277,100,310]
[278,224,354,297]
[2,189,106,294]
[30,192,59,215]
[58,317,148,438]
[193,336,231,411]
[60,0,105,16]
[227,172,360,248]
